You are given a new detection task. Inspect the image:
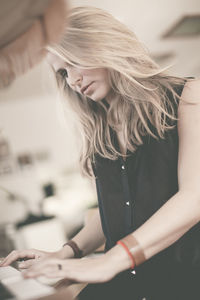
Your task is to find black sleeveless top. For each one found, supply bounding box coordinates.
[93,81,200,273]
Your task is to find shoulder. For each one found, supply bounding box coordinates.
[177,78,200,124]
[177,77,200,137]
[177,78,200,193]
[180,77,200,104]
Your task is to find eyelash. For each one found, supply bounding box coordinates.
[57,68,68,78]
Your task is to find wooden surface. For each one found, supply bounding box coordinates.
[38,280,87,300]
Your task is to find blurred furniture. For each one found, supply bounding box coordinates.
[15,216,67,252]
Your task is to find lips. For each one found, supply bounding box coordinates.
[81,82,94,94]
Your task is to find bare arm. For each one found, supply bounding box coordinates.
[106,78,200,272]
[59,208,105,258]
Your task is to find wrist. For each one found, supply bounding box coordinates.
[57,245,74,259]
[104,245,131,274]
[62,240,83,258]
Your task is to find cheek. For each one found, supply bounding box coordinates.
[82,68,111,100]
[101,71,110,91]
[101,73,111,92]
[92,81,111,101]
[102,82,111,95]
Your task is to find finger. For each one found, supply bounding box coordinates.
[18,255,45,269]
[23,270,42,279]
[18,258,38,269]
[28,258,59,270]
[0,250,36,267]
[23,265,53,279]
[0,257,5,265]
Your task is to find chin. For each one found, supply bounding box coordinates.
[89,94,104,102]
[90,96,104,102]
[90,90,109,102]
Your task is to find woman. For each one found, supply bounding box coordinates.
[1,6,200,300]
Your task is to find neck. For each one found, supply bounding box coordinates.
[105,89,117,104]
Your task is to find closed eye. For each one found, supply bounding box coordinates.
[57,68,68,78]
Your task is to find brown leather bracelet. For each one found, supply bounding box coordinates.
[120,234,146,266]
[62,240,83,258]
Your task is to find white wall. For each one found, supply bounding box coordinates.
[0,62,94,229]
[73,0,200,76]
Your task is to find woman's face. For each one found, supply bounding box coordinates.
[47,53,112,102]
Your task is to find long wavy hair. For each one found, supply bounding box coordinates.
[47,6,187,177]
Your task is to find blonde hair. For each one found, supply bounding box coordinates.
[47,6,186,177]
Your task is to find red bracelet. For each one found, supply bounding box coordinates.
[117,240,135,269]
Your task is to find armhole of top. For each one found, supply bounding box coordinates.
[173,77,194,106]
[178,76,195,102]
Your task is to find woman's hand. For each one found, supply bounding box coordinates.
[0,248,71,270]
[22,255,119,284]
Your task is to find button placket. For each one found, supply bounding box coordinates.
[120,159,134,233]
[121,164,130,207]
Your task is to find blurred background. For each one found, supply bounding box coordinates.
[0,0,200,257]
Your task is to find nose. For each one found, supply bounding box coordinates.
[67,68,82,88]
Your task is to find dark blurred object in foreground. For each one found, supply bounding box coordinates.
[0,0,68,88]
